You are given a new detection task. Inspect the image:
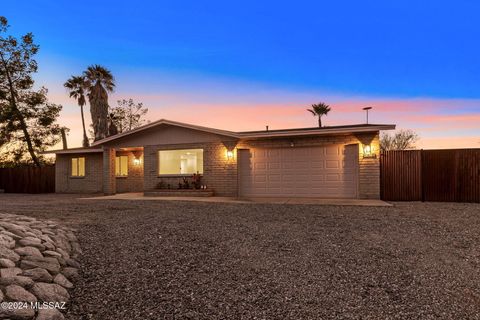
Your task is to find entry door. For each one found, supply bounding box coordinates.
[238,145,358,198]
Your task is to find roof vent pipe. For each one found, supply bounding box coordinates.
[266,125,269,132]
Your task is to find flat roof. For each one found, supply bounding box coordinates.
[239,123,393,134]
[237,124,395,138]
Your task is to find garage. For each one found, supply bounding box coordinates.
[238,144,359,198]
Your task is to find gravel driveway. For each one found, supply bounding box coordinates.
[1,194,479,319]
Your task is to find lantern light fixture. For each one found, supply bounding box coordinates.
[363,144,376,158]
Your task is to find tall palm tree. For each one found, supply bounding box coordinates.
[83,65,115,141]
[64,76,89,147]
[307,102,331,127]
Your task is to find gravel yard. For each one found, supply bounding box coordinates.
[1,194,479,319]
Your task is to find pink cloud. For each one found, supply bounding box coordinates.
[417,136,480,149]
[47,88,480,150]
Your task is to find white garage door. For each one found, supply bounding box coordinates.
[238,145,358,198]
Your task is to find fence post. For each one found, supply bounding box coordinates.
[420,149,425,202]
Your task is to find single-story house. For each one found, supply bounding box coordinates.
[47,119,395,199]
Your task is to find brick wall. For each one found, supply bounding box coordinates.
[143,142,237,196]
[103,148,116,195]
[115,151,144,193]
[55,153,103,193]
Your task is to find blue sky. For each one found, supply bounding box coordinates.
[3,0,480,148]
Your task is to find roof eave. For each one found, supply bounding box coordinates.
[239,125,396,139]
[41,148,103,155]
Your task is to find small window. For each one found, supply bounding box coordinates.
[159,149,203,175]
[71,157,85,177]
[115,155,128,177]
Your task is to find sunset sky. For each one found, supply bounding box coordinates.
[4,1,480,149]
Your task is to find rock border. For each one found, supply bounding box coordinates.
[0,213,81,320]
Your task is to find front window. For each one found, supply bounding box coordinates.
[71,157,85,177]
[158,149,203,175]
[115,155,128,176]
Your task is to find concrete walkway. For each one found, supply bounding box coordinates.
[81,192,392,207]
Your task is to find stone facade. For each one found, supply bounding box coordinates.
[55,129,381,199]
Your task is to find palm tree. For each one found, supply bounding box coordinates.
[307,102,331,127]
[64,76,89,147]
[83,65,115,141]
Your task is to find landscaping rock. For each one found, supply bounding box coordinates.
[0,234,15,249]
[43,242,56,251]
[65,258,80,268]
[71,241,82,256]
[41,229,55,236]
[55,248,69,260]
[20,256,61,274]
[0,267,22,278]
[60,267,79,281]
[0,222,27,238]
[14,246,43,258]
[51,236,71,253]
[31,282,70,302]
[0,276,35,288]
[43,250,62,258]
[0,306,35,319]
[0,213,80,319]
[0,230,22,240]
[18,239,46,251]
[0,258,15,268]
[0,246,20,262]
[22,268,53,282]
[5,284,37,302]
[19,236,41,244]
[36,308,65,320]
[53,273,73,289]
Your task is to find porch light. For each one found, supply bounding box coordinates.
[226,150,234,160]
[363,144,376,158]
[133,150,142,165]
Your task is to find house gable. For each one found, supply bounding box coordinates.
[101,124,238,148]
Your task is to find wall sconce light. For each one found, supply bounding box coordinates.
[363,144,376,158]
[226,150,234,160]
[133,150,142,165]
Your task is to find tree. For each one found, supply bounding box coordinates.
[380,129,419,151]
[64,76,89,147]
[83,65,115,141]
[109,99,148,133]
[307,102,331,127]
[0,16,65,166]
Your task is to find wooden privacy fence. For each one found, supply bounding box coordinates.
[0,166,55,193]
[381,149,480,203]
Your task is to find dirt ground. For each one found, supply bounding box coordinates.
[1,194,479,319]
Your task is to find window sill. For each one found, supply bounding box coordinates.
[157,174,202,178]
[69,176,85,179]
[116,176,128,179]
